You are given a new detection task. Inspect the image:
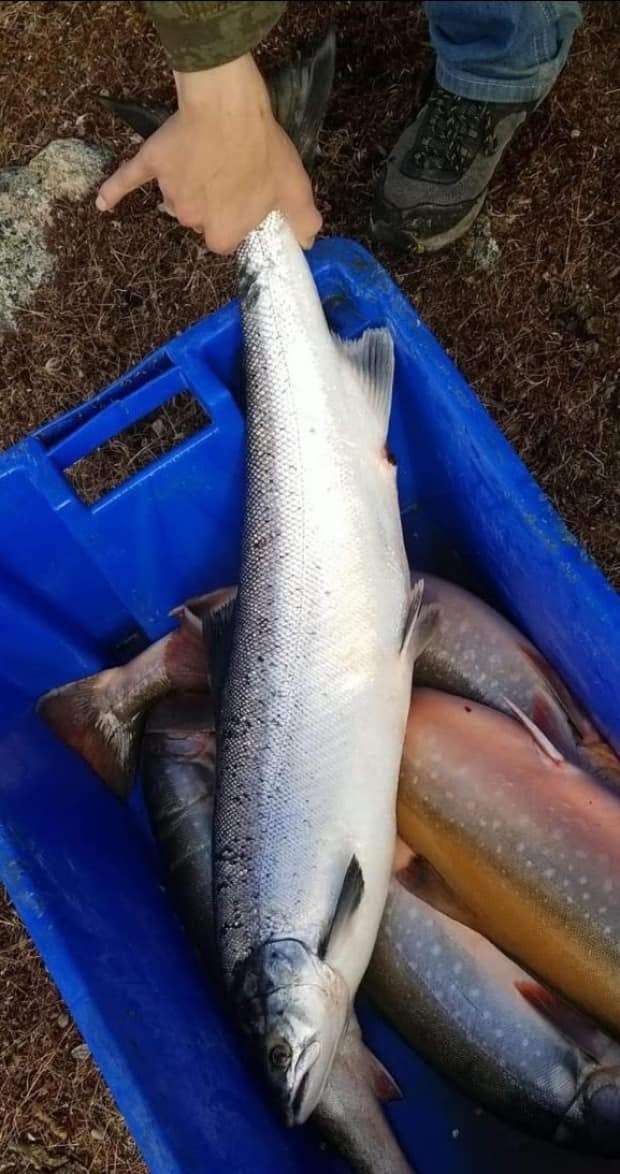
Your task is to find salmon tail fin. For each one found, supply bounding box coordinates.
[36,673,138,800]
[98,28,336,173]
[268,27,337,171]
[516,980,620,1066]
[97,95,170,138]
[36,605,209,800]
[502,698,565,765]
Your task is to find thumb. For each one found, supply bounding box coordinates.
[96,148,156,211]
[280,191,323,251]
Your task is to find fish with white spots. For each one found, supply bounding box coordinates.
[365,839,620,1155]
[397,688,620,1037]
[414,574,620,791]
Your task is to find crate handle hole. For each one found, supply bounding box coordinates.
[64,389,210,506]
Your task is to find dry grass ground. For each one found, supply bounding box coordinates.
[0,1,618,1168]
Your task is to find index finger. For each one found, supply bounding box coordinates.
[96,150,156,212]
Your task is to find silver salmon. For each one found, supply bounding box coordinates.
[397,688,620,1037]
[211,210,435,1127]
[141,693,415,1174]
[415,573,620,790]
[366,839,620,1156]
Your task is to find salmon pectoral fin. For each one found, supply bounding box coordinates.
[396,851,480,932]
[320,855,365,963]
[516,980,620,1065]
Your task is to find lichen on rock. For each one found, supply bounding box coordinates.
[0,138,111,331]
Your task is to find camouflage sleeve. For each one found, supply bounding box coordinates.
[144,2,287,72]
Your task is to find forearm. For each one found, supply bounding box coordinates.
[144,1,287,71]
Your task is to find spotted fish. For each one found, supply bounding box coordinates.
[414,573,620,790]
[397,688,620,1037]
[365,838,620,1155]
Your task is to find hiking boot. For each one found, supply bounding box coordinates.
[371,73,540,253]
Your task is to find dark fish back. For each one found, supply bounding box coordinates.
[141,692,217,961]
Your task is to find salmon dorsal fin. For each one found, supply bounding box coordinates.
[332,327,395,442]
[503,698,565,765]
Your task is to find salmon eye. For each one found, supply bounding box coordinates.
[270,1041,292,1071]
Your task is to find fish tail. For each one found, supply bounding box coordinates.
[96,95,171,138]
[162,608,210,692]
[36,670,139,800]
[268,27,336,170]
[36,609,208,799]
[98,29,336,173]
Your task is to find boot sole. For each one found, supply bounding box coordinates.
[370,188,488,255]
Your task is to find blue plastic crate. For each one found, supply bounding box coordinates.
[0,237,619,1174]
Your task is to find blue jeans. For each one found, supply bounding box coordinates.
[424,1,583,103]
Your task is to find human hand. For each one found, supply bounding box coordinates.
[95,54,322,254]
